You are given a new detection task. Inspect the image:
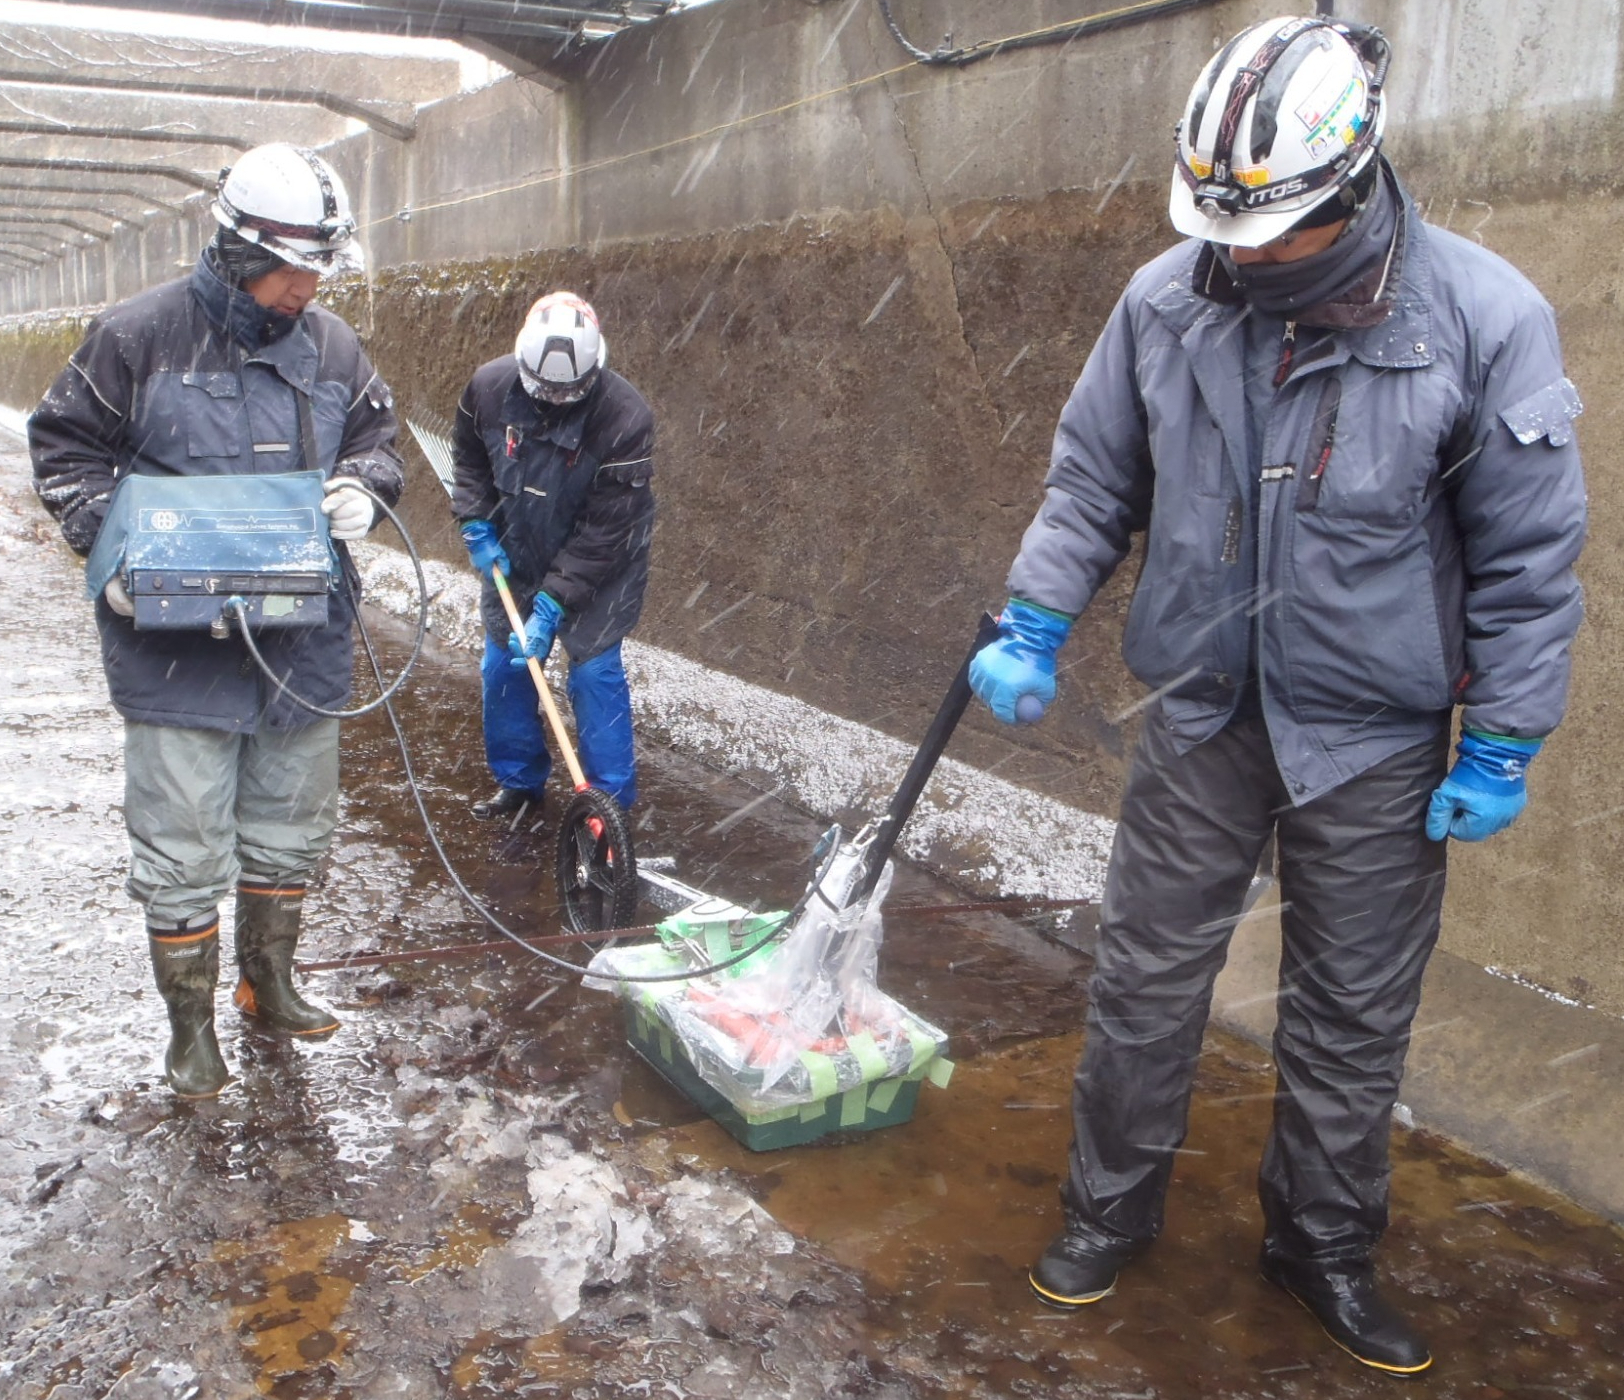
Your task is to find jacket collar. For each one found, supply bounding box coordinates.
[188,251,318,391]
[501,362,597,453]
[1150,165,1436,372]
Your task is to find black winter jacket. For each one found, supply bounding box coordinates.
[451,358,655,661]
[30,253,404,733]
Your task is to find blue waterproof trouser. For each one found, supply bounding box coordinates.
[480,637,638,807]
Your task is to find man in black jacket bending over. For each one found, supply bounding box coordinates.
[452,292,655,821]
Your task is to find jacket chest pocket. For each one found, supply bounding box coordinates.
[182,371,249,460]
[1291,366,1458,525]
[491,432,592,508]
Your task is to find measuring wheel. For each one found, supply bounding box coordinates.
[555,787,640,933]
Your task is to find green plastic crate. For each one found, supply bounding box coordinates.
[625,1002,939,1151]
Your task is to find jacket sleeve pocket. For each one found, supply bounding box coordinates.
[1499,377,1583,447]
[181,371,247,459]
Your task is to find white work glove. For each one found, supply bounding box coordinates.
[320,476,376,541]
[104,577,135,617]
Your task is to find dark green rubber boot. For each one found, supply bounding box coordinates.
[148,918,230,1099]
[232,881,340,1037]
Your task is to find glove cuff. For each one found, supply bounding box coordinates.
[1462,728,1543,755]
[1001,597,1073,652]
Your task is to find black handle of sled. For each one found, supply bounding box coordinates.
[853,611,1003,903]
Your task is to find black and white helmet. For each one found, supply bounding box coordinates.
[212,143,363,277]
[1170,16,1389,248]
[515,292,608,406]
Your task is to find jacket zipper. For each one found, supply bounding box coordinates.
[1272,319,1298,388]
[1295,378,1342,513]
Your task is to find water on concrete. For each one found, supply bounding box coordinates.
[1,437,1621,1399]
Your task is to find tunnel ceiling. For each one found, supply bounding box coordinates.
[0,0,683,265]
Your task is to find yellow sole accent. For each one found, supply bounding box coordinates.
[1276,1280,1433,1375]
[1028,1273,1117,1309]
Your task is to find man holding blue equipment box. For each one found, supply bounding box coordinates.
[30,143,403,1099]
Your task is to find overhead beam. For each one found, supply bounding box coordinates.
[0,23,463,107]
[0,67,417,141]
[0,249,47,268]
[0,155,215,191]
[0,235,69,257]
[0,180,188,215]
[0,192,152,224]
[0,118,254,151]
[24,0,652,44]
[0,213,113,240]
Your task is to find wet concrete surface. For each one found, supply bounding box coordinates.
[2,437,1622,1399]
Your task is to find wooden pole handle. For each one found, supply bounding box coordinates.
[491,566,588,792]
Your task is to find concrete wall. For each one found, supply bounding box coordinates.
[3,0,1623,1019]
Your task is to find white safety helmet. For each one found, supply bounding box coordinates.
[515,292,608,407]
[1169,16,1388,248]
[212,143,363,277]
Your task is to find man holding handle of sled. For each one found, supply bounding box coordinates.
[969,16,1586,1375]
[452,292,655,821]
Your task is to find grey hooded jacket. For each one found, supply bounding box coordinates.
[1008,186,1586,804]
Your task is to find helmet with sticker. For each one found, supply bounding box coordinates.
[1170,16,1389,248]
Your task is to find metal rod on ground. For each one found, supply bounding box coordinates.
[293,894,1100,974]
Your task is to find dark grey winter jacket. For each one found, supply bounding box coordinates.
[451,358,654,662]
[1008,186,1586,804]
[30,253,404,733]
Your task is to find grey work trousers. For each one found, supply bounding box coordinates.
[124,718,341,927]
[1067,709,1450,1264]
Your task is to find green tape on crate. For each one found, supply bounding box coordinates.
[798,1050,838,1099]
[927,1056,955,1088]
[658,1026,674,1062]
[904,1025,937,1072]
[846,1031,888,1083]
[867,1077,901,1113]
[839,1085,868,1127]
[800,1097,828,1123]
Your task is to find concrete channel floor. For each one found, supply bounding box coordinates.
[1,435,1621,1399]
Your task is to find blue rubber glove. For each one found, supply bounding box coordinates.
[969,598,1074,725]
[507,591,565,670]
[460,520,510,580]
[1425,730,1544,842]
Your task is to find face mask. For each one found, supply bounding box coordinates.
[1217,173,1396,316]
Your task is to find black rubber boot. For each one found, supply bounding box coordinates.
[1029,1221,1137,1310]
[1260,1252,1433,1375]
[232,881,340,1036]
[471,787,545,821]
[148,917,230,1099]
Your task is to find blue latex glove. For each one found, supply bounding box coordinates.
[969,598,1074,724]
[460,520,510,580]
[507,591,565,670]
[1425,730,1544,842]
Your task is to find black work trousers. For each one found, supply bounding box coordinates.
[1066,710,1450,1264]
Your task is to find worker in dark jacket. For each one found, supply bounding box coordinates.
[30,143,403,1100]
[452,291,654,820]
[970,18,1585,1375]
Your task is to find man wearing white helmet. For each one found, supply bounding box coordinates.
[30,143,403,1100]
[971,16,1585,1374]
[451,292,654,820]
